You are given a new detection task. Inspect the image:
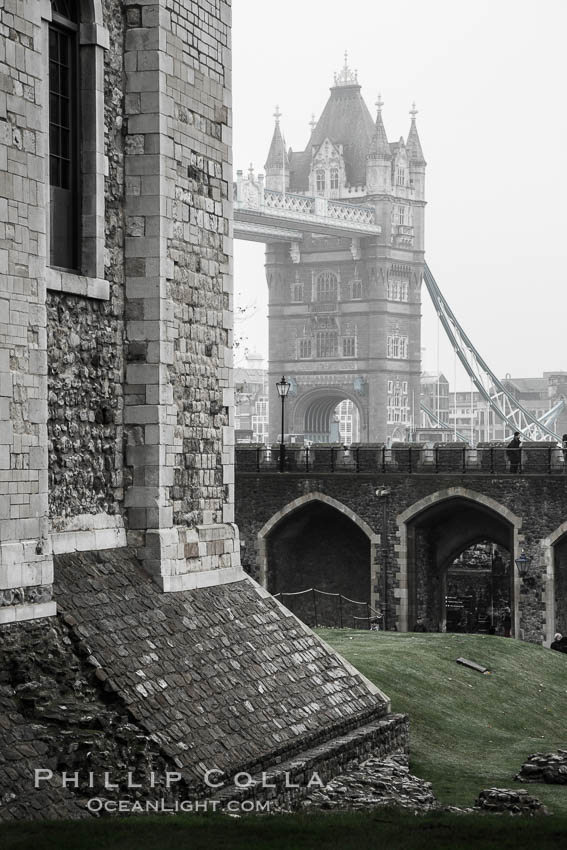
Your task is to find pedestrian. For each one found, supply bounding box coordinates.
[551,632,564,651]
[414,617,427,632]
[506,431,522,473]
[562,434,567,471]
[503,606,512,637]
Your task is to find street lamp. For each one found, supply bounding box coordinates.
[515,551,533,584]
[276,375,290,472]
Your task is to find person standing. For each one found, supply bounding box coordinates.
[506,431,522,473]
[562,434,567,471]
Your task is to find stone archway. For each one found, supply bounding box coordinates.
[396,487,522,634]
[257,492,380,615]
[291,387,366,443]
[541,520,567,645]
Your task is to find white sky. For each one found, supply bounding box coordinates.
[232,0,567,388]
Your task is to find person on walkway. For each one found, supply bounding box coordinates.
[506,431,522,473]
[503,606,512,637]
[562,434,567,471]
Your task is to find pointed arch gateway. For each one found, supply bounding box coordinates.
[541,520,567,645]
[396,487,523,634]
[257,492,381,615]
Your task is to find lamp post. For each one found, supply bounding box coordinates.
[515,551,533,585]
[276,375,290,472]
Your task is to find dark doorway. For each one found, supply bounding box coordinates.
[267,501,370,626]
[406,496,514,633]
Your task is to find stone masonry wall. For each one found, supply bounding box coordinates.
[235,462,567,643]
[46,293,124,521]
[0,0,55,624]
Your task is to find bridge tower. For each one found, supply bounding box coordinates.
[265,58,426,443]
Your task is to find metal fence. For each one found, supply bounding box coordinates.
[273,587,382,630]
[236,444,567,475]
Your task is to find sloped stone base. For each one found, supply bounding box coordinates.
[0,547,407,820]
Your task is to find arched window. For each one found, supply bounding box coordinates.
[316,170,325,191]
[49,0,80,269]
[330,168,339,189]
[316,271,338,302]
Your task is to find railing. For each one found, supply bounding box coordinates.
[273,586,382,630]
[264,190,314,214]
[327,200,376,225]
[236,444,567,475]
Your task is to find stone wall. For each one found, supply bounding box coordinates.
[0,546,402,820]
[235,460,567,643]
[46,293,124,521]
[0,0,55,625]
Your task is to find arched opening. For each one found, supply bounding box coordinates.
[402,494,516,633]
[553,533,567,635]
[264,499,372,626]
[445,542,512,635]
[302,392,361,443]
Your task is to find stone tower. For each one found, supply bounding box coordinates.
[266,57,426,444]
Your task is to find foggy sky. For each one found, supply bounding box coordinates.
[232,0,567,387]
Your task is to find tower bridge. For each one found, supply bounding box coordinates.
[234,58,567,444]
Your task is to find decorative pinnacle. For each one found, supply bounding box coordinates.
[410,102,418,121]
[273,105,282,124]
[309,113,317,132]
[334,51,358,86]
[375,93,384,114]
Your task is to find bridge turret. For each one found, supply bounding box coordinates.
[264,105,290,192]
[366,94,392,195]
[406,103,426,201]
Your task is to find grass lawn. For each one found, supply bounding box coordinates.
[319,629,567,815]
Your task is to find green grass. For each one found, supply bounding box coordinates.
[2,810,567,850]
[318,629,567,814]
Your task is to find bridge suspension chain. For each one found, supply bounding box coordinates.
[423,264,563,442]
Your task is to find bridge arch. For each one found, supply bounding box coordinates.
[291,387,366,443]
[396,487,522,634]
[257,492,380,612]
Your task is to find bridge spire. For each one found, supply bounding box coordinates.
[406,101,426,164]
[368,93,390,159]
[264,105,289,192]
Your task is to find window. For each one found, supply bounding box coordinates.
[291,280,304,302]
[396,167,406,186]
[49,1,79,269]
[387,278,409,302]
[395,205,410,226]
[316,170,326,191]
[387,380,409,424]
[316,271,338,301]
[330,168,339,189]
[342,336,356,357]
[351,279,362,299]
[387,334,408,359]
[298,338,312,359]
[316,330,338,357]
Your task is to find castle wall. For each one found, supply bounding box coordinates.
[235,455,567,644]
[1,0,243,619]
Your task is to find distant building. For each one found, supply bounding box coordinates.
[234,353,269,443]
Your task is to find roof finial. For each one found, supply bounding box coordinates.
[376,93,384,114]
[248,162,255,180]
[309,113,317,132]
[334,51,358,87]
[273,104,282,125]
[410,102,418,121]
